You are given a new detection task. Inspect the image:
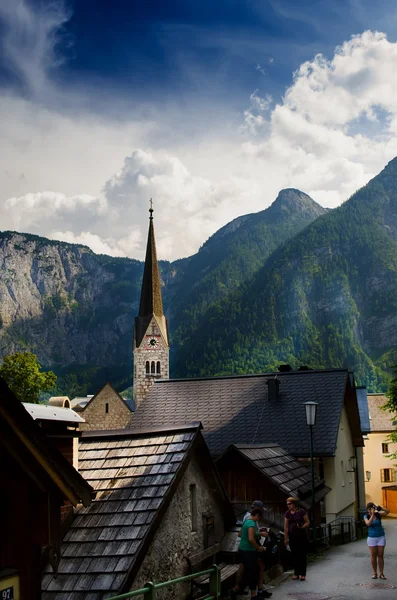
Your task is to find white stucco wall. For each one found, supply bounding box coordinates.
[364,432,397,506]
[132,452,226,600]
[323,406,356,522]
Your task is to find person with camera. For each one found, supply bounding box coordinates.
[230,507,272,600]
[284,497,310,581]
[364,502,390,579]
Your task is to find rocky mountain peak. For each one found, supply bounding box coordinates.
[269,188,327,218]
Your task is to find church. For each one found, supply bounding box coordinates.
[133,203,169,409]
[130,205,368,527]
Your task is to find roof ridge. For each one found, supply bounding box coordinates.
[81,421,202,439]
[155,368,348,384]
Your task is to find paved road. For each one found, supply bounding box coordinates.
[269,518,397,600]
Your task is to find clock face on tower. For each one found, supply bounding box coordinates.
[147,337,159,348]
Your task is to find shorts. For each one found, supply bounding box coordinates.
[367,536,386,547]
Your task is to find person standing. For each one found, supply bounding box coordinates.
[230,507,268,600]
[284,497,310,581]
[236,501,272,599]
[364,502,390,579]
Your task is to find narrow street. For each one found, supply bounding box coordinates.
[269,519,397,600]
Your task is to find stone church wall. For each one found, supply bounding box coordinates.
[133,346,169,409]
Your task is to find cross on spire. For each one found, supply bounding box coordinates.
[149,198,153,219]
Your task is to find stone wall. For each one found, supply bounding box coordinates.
[133,452,225,600]
[79,383,132,431]
[133,316,169,410]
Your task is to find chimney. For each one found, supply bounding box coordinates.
[267,376,280,401]
[278,364,292,372]
[298,365,312,371]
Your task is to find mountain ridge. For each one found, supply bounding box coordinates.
[173,158,397,391]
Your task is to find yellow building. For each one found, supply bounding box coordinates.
[364,394,397,513]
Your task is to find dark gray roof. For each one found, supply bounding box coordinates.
[223,444,330,510]
[132,369,362,457]
[356,387,371,434]
[42,424,201,600]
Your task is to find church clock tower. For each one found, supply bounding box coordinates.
[133,203,169,409]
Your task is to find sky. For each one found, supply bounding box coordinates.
[2,1,397,260]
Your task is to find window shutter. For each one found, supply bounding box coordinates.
[380,469,385,483]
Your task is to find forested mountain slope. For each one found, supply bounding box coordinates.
[0,189,324,394]
[173,158,397,391]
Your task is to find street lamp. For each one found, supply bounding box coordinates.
[304,401,318,550]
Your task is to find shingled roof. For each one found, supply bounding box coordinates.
[218,444,331,510]
[42,423,232,600]
[131,369,363,457]
[368,394,396,432]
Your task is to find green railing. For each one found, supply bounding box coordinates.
[107,565,221,600]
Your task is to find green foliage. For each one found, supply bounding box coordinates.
[384,366,397,460]
[0,351,57,403]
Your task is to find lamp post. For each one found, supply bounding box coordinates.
[304,401,318,550]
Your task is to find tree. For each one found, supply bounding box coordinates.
[384,365,397,461]
[0,351,57,403]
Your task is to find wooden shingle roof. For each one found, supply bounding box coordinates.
[42,423,224,600]
[220,444,330,509]
[132,369,362,458]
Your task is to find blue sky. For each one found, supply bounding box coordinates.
[2,0,397,259]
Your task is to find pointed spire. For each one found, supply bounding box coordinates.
[138,200,164,318]
[135,201,168,347]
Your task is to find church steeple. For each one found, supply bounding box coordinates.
[133,202,169,409]
[138,202,163,318]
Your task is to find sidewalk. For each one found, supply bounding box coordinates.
[268,518,397,600]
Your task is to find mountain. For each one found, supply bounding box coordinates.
[0,232,174,393]
[167,189,327,345]
[0,190,325,395]
[173,158,397,391]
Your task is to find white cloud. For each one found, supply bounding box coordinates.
[2,3,397,261]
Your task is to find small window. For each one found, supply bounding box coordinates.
[341,460,345,487]
[190,484,197,532]
[145,361,150,374]
[105,403,109,414]
[156,361,161,374]
[151,361,155,374]
[382,443,389,454]
[381,468,394,483]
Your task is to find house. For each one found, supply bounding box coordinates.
[42,423,235,600]
[364,393,397,513]
[131,368,365,523]
[75,382,134,431]
[216,443,330,529]
[0,377,93,600]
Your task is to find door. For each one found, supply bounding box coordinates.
[384,488,397,513]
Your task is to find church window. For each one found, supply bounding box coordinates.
[145,361,150,374]
[105,403,109,414]
[151,361,155,374]
[156,361,161,374]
